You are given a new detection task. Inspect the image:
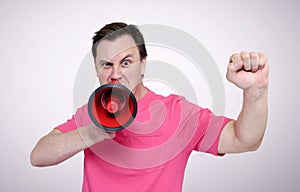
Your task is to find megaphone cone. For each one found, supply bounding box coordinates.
[88,83,138,131]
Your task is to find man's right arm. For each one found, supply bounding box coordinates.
[30,124,115,167]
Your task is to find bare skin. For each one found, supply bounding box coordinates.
[219,52,269,153]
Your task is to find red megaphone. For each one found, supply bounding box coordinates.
[88,83,138,131]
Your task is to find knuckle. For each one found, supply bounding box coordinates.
[241,52,250,60]
[230,54,237,62]
[250,52,258,59]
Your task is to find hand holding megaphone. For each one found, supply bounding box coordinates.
[78,123,116,147]
[88,82,138,132]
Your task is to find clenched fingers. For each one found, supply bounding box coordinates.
[229,51,267,73]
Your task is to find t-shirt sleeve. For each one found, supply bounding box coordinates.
[56,115,77,133]
[194,108,232,156]
[55,104,91,133]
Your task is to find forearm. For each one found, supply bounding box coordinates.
[30,127,88,167]
[234,86,268,149]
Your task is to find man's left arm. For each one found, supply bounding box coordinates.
[218,51,269,154]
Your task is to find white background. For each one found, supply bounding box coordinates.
[1,0,299,191]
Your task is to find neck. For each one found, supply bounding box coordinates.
[132,83,148,101]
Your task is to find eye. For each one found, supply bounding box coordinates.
[122,60,130,67]
[102,62,113,68]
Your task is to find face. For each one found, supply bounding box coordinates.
[94,34,146,93]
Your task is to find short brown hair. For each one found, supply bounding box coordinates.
[92,22,147,60]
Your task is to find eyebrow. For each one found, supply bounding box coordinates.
[120,54,134,63]
[98,53,135,65]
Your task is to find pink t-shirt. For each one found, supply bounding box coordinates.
[57,90,231,192]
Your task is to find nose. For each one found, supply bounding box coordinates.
[110,64,122,82]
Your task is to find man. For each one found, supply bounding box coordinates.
[30,22,269,191]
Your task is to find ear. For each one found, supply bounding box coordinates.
[140,57,147,76]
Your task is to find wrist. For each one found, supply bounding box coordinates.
[77,126,95,148]
[243,85,268,103]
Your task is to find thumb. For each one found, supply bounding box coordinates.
[102,131,116,139]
